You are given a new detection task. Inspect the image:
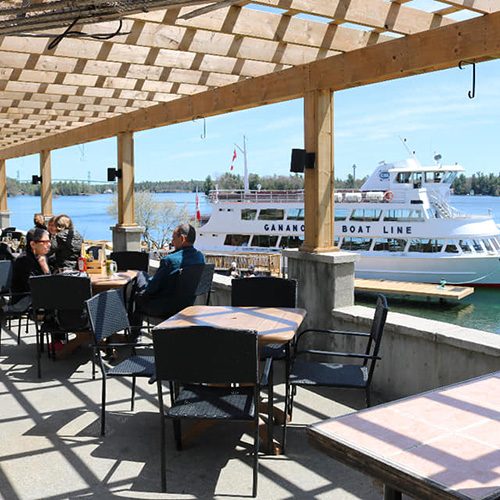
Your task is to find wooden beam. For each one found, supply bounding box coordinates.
[117,132,136,226]
[2,10,500,160]
[0,158,7,212]
[436,0,500,14]
[251,0,454,34]
[301,90,335,253]
[40,150,53,216]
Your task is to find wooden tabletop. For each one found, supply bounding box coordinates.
[154,305,307,346]
[308,371,500,500]
[89,270,137,294]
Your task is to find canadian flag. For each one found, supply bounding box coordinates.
[196,187,201,222]
[230,148,237,170]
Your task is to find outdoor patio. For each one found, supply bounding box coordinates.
[0,320,392,500]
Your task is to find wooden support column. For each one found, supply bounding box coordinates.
[117,131,136,226]
[301,90,337,253]
[0,158,10,227]
[40,150,53,217]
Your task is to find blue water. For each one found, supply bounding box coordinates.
[5,192,500,333]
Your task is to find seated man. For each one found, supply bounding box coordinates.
[130,223,205,325]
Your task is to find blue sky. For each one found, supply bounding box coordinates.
[6,9,500,184]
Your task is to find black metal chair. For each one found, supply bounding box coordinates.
[0,260,13,353]
[29,274,93,378]
[285,294,388,443]
[85,288,155,436]
[110,251,149,272]
[231,276,297,452]
[145,263,215,325]
[152,325,270,497]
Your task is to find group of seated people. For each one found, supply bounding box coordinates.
[2,219,206,360]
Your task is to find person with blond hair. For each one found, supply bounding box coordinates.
[48,214,83,272]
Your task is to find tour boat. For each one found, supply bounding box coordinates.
[197,156,500,286]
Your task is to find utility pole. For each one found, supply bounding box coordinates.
[352,164,356,187]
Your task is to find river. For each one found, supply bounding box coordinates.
[5,192,500,334]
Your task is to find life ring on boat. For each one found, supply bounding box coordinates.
[384,191,394,202]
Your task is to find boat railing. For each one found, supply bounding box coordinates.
[428,192,467,219]
[209,190,305,203]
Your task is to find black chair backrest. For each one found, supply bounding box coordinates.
[174,264,205,298]
[30,274,92,310]
[86,289,131,343]
[1,227,16,238]
[110,251,149,272]
[30,274,93,331]
[153,326,258,385]
[0,260,13,293]
[195,263,215,299]
[231,276,297,308]
[366,294,388,364]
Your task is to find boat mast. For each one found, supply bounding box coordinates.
[235,135,249,193]
[399,136,422,166]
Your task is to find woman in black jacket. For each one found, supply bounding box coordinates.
[48,214,83,273]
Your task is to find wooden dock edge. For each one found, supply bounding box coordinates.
[354,278,474,300]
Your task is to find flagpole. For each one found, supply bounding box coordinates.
[235,135,249,193]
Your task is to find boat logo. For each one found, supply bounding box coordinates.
[379,171,390,180]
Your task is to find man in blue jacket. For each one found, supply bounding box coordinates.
[130,223,205,325]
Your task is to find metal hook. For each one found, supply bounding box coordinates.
[193,117,207,139]
[459,60,475,99]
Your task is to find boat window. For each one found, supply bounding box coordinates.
[490,238,500,251]
[258,209,284,220]
[223,234,251,246]
[413,172,422,189]
[251,235,279,247]
[472,239,484,253]
[443,172,457,184]
[334,208,349,221]
[287,208,305,221]
[483,239,494,252]
[396,172,411,184]
[241,209,257,220]
[279,235,304,248]
[383,209,424,222]
[425,208,435,219]
[373,238,406,252]
[459,240,472,253]
[445,242,460,253]
[350,209,382,222]
[340,237,372,251]
[408,239,444,253]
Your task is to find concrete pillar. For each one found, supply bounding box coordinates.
[283,249,359,329]
[111,225,143,252]
[40,150,53,217]
[0,159,10,227]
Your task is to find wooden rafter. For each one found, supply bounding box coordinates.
[1,7,500,159]
[0,0,496,154]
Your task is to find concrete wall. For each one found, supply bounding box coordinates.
[210,273,500,402]
[331,305,500,401]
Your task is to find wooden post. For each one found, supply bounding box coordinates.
[117,131,136,226]
[0,159,7,213]
[301,90,337,253]
[40,150,53,217]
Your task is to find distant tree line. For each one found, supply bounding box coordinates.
[7,171,500,197]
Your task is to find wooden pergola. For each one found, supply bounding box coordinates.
[0,0,499,251]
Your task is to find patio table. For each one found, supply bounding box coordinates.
[154,305,307,454]
[308,371,500,500]
[90,270,137,294]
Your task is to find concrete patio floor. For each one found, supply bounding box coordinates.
[0,322,393,500]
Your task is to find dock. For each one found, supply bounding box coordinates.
[354,278,474,300]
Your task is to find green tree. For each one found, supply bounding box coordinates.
[203,175,214,195]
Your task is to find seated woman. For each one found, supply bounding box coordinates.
[4,227,51,313]
[48,214,84,273]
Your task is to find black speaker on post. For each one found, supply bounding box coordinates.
[107,167,122,182]
[290,149,307,173]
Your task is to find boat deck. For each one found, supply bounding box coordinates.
[354,278,474,300]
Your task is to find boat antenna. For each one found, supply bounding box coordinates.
[234,135,249,193]
[399,136,422,166]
